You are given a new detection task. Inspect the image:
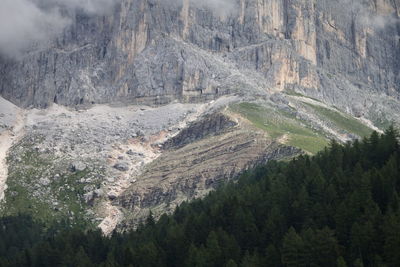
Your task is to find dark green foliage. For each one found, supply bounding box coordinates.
[0,128,399,266]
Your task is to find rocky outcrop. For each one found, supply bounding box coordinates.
[163,113,237,149]
[117,119,302,227]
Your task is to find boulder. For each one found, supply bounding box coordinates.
[70,161,86,172]
[113,162,130,172]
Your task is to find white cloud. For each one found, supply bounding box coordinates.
[341,0,398,29]
[190,0,238,17]
[0,0,119,58]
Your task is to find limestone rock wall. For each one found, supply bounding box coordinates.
[0,0,399,110]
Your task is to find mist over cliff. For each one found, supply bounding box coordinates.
[0,0,237,57]
[0,0,121,57]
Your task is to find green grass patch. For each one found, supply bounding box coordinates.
[230,103,329,154]
[1,135,102,228]
[305,103,373,138]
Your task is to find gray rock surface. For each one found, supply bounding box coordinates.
[163,113,237,149]
[113,162,130,172]
[71,162,87,172]
[1,0,399,127]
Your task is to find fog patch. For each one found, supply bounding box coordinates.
[0,0,119,58]
[190,0,238,17]
[342,0,399,29]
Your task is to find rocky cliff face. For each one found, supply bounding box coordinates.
[1,0,400,118]
[1,0,400,232]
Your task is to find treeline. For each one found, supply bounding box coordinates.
[0,128,400,266]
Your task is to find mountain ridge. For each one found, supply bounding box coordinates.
[0,0,399,233]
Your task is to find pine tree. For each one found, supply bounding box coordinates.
[225,259,238,267]
[74,246,93,267]
[383,211,400,266]
[281,227,305,267]
[184,244,207,267]
[336,256,347,267]
[353,258,364,267]
[265,244,281,267]
[240,251,264,267]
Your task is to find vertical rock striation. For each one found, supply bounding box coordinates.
[0,0,399,122]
